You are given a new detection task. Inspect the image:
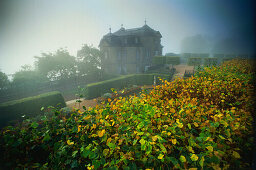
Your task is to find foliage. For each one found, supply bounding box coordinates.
[0,91,66,128]
[12,65,47,88]
[77,44,103,79]
[34,48,76,81]
[0,70,9,90]
[0,59,254,169]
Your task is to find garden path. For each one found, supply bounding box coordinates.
[171,64,194,80]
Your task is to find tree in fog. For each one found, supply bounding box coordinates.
[0,71,9,90]
[76,44,103,80]
[12,65,47,89]
[34,48,76,81]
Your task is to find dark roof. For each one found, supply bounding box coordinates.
[99,24,162,47]
[112,24,161,37]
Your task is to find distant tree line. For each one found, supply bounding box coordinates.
[0,44,111,103]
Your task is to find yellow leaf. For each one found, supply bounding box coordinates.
[189,168,197,170]
[194,122,199,127]
[106,115,109,119]
[158,153,164,160]
[206,146,213,152]
[172,139,177,145]
[107,137,112,143]
[83,115,91,120]
[67,140,74,145]
[152,135,158,141]
[98,129,106,137]
[232,151,241,159]
[78,110,82,114]
[180,155,186,162]
[177,122,183,128]
[191,154,199,161]
[92,124,96,129]
[77,125,81,132]
[170,108,175,113]
[112,121,115,126]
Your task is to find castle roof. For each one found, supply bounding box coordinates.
[99,24,162,47]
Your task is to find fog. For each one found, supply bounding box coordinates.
[0,0,255,75]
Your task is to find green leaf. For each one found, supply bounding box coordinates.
[133,139,138,145]
[146,144,152,155]
[199,156,205,167]
[72,150,78,157]
[187,123,191,129]
[139,138,146,145]
[158,153,164,160]
[42,133,51,142]
[169,157,179,165]
[180,155,186,162]
[92,160,101,169]
[41,107,44,111]
[81,149,90,158]
[107,142,116,149]
[31,122,39,129]
[159,144,167,153]
[103,149,109,157]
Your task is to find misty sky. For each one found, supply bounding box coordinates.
[0,0,255,75]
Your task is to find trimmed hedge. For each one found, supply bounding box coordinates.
[188,57,202,66]
[152,56,180,65]
[152,56,166,65]
[165,56,180,65]
[84,74,171,99]
[204,57,218,66]
[0,91,66,128]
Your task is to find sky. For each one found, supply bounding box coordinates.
[0,0,255,75]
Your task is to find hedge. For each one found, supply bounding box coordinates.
[0,91,66,128]
[188,57,202,66]
[204,57,218,66]
[165,56,180,65]
[152,56,166,65]
[84,74,171,99]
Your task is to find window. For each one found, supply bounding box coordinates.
[135,37,138,43]
[104,52,108,59]
[124,38,127,44]
[155,51,159,56]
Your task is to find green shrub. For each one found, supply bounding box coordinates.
[84,75,136,99]
[165,56,180,65]
[84,74,171,99]
[0,91,66,128]
[204,57,218,66]
[188,57,202,66]
[152,56,166,65]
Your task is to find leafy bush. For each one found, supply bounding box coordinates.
[0,91,66,128]
[0,59,254,169]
